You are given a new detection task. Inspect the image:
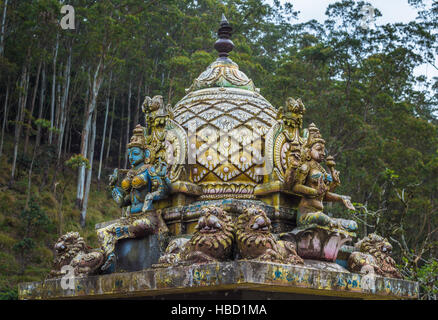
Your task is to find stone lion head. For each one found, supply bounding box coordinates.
[188,206,235,260]
[355,233,393,257]
[49,232,88,278]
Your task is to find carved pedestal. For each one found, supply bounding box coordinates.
[281,226,352,262]
[114,235,165,273]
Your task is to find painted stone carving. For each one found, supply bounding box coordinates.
[155,206,235,266]
[186,15,256,93]
[97,210,168,271]
[172,17,277,200]
[236,206,303,265]
[109,124,170,214]
[290,123,356,232]
[348,233,402,279]
[48,232,104,278]
[102,116,171,271]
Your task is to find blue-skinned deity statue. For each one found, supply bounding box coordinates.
[98,124,170,271]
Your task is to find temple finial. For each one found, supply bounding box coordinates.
[221,14,228,24]
[214,14,234,58]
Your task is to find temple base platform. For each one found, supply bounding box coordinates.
[18,260,418,300]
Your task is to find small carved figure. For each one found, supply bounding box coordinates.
[277,97,306,132]
[348,233,402,279]
[155,206,235,266]
[154,237,190,266]
[49,232,104,278]
[284,140,302,189]
[236,206,303,265]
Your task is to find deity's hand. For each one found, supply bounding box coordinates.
[108,169,118,187]
[142,194,154,213]
[315,176,328,197]
[332,169,340,184]
[341,195,356,211]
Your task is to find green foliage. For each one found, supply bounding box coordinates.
[415,259,438,300]
[0,286,18,300]
[65,154,91,170]
[13,238,35,254]
[18,200,54,238]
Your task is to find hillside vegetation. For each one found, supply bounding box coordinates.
[0,135,120,299]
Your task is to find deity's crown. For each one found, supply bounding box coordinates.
[305,123,325,148]
[142,95,171,118]
[277,97,306,129]
[285,97,306,115]
[127,124,147,149]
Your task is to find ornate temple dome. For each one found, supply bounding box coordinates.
[171,16,279,199]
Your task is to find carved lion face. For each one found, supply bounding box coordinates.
[188,206,235,261]
[54,232,83,254]
[240,207,272,233]
[358,233,393,257]
[377,240,393,255]
[196,207,228,234]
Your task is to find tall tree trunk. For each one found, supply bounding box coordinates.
[124,78,132,169]
[77,58,105,216]
[0,0,8,56]
[104,94,116,168]
[76,71,91,208]
[118,103,124,169]
[57,48,72,160]
[133,78,142,127]
[67,114,72,154]
[24,59,42,154]
[49,34,59,145]
[0,81,10,158]
[54,62,63,138]
[80,107,97,228]
[97,72,112,183]
[10,65,30,185]
[35,62,46,148]
[63,113,70,155]
[25,137,39,209]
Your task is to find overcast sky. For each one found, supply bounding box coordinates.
[268,0,437,85]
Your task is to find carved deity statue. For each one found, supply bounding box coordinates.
[290,123,357,234]
[99,124,170,271]
[109,124,170,214]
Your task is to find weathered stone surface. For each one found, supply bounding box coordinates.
[114,235,162,273]
[95,199,297,234]
[18,260,418,300]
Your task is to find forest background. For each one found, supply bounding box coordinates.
[0,0,436,300]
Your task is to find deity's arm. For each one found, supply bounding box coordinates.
[290,163,322,198]
[324,192,355,210]
[324,191,344,202]
[291,184,319,198]
[142,166,170,212]
[111,186,131,208]
[109,168,131,208]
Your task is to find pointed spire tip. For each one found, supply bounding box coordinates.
[221,13,228,24]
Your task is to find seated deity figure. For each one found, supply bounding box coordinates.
[110,124,170,213]
[290,123,358,235]
[98,124,170,271]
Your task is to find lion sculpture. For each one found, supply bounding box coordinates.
[49,232,105,278]
[236,206,303,265]
[348,233,402,279]
[155,206,235,266]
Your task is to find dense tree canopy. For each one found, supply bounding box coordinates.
[0,0,437,299]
